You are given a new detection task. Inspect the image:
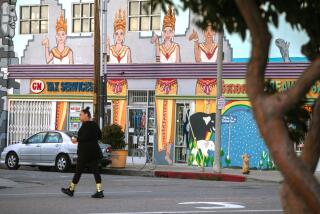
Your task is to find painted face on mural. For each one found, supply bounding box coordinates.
[162,26,174,42]
[1,2,17,38]
[203,25,215,41]
[114,29,125,44]
[56,30,67,45]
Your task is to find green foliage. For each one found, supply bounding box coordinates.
[224,156,231,167]
[258,150,276,169]
[188,153,195,165]
[265,80,311,144]
[151,0,320,60]
[220,148,225,157]
[101,124,126,150]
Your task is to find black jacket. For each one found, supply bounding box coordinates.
[77,121,102,162]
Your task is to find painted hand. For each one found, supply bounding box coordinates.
[42,37,49,48]
[150,31,159,44]
[188,29,199,41]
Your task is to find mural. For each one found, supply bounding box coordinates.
[151,6,180,63]
[107,9,131,64]
[275,38,291,62]
[42,13,74,64]
[188,79,217,167]
[221,101,275,169]
[189,24,218,63]
[187,78,274,169]
[153,7,180,165]
[188,112,216,167]
[155,79,177,165]
[106,79,127,130]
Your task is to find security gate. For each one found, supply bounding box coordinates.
[7,100,54,145]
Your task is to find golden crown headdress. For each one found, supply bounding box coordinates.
[162,6,175,30]
[114,9,126,32]
[56,13,67,33]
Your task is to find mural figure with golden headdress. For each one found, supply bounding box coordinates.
[107,9,132,64]
[151,6,180,63]
[189,23,218,63]
[42,13,74,64]
[152,7,180,165]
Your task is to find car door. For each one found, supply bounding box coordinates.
[19,132,47,163]
[41,132,63,163]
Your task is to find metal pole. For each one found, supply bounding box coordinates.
[213,31,224,173]
[102,0,108,127]
[99,0,107,128]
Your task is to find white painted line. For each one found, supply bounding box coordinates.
[0,190,152,197]
[87,210,283,214]
[179,202,245,209]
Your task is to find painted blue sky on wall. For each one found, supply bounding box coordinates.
[225,14,308,62]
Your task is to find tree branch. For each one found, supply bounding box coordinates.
[235,0,320,211]
[302,97,320,172]
[281,97,320,213]
[271,58,320,116]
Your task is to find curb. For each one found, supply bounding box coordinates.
[154,171,246,182]
[101,168,246,182]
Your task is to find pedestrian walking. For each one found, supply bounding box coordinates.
[61,107,104,198]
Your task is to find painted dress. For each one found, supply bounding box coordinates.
[51,47,72,64]
[160,43,178,63]
[199,43,218,63]
[109,45,129,64]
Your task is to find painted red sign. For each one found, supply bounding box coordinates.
[30,80,45,93]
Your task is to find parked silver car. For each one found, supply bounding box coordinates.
[0,131,112,172]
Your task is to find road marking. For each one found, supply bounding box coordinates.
[88,210,283,214]
[179,201,245,209]
[0,190,152,197]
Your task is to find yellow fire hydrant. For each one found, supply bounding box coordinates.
[241,153,250,174]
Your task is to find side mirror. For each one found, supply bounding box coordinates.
[22,139,27,144]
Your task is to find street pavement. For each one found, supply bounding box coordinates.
[0,167,283,214]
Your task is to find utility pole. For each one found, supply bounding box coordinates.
[213,31,224,173]
[94,0,101,124]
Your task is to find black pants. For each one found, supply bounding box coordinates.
[72,157,102,184]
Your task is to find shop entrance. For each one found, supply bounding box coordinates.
[127,108,147,163]
[126,90,155,164]
[174,103,190,164]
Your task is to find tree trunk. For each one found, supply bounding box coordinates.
[235,0,320,212]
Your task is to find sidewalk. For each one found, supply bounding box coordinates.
[102,164,320,183]
[101,164,283,183]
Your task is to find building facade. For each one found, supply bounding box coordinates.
[2,0,316,169]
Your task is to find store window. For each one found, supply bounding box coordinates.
[128,0,161,31]
[68,102,93,132]
[104,101,112,126]
[72,3,94,33]
[20,5,48,34]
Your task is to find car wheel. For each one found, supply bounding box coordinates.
[38,166,51,171]
[55,154,70,172]
[6,152,20,170]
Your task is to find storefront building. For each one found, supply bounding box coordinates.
[7,63,313,169]
[1,0,313,169]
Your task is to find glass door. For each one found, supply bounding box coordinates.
[147,107,155,163]
[174,103,189,163]
[127,108,147,163]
